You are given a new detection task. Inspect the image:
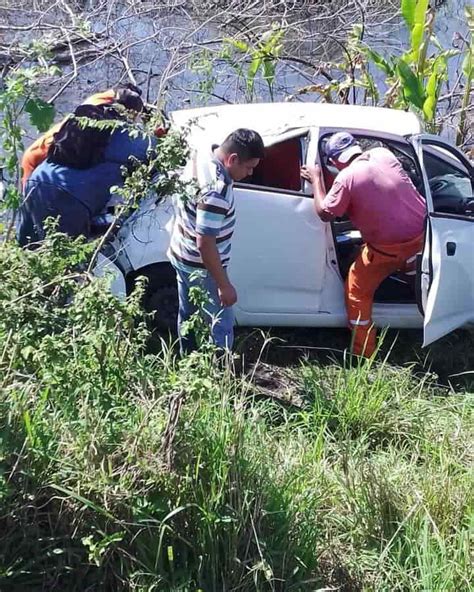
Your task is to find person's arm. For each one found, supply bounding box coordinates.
[21,143,43,188]
[196,235,237,306]
[82,89,116,106]
[195,189,237,307]
[300,164,335,222]
[21,124,62,188]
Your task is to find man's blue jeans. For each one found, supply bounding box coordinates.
[175,266,234,354]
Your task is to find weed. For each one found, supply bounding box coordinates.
[0,233,472,592]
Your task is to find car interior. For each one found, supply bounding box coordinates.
[240,136,306,192]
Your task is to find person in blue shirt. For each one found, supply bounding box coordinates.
[17,99,156,247]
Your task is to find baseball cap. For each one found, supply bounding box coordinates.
[325,132,362,163]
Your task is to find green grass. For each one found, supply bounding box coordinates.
[0,236,473,591]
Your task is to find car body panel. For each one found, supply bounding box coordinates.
[170,103,422,145]
[94,252,127,299]
[230,186,326,315]
[410,134,474,345]
[422,215,474,345]
[117,196,175,271]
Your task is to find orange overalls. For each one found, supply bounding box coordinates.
[345,232,424,357]
[21,89,116,188]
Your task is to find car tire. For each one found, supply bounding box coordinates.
[144,283,178,333]
[127,263,178,333]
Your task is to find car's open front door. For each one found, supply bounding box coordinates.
[410,134,474,346]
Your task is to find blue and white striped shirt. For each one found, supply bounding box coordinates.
[168,147,235,271]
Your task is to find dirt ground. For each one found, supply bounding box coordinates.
[234,326,474,393]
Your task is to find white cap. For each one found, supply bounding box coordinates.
[337,144,363,163]
[325,131,362,163]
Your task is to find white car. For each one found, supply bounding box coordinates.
[98,102,474,348]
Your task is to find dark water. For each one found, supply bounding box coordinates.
[49,1,471,105]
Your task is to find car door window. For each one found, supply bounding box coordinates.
[319,133,422,193]
[239,136,307,193]
[423,148,474,217]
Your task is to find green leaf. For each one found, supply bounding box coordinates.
[410,24,425,60]
[413,0,429,29]
[430,34,444,52]
[465,6,474,33]
[366,48,395,76]
[462,48,473,80]
[224,38,249,53]
[247,54,262,97]
[396,61,425,109]
[25,98,55,132]
[433,54,449,83]
[21,345,36,360]
[437,49,461,60]
[23,411,34,445]
[425,66,438,97]
[4,185,21,209]
[361,71,380,103]
[262,28,284,54]
[248,53,261,76]
[49,483,117,521]
[411,0,429,60]
[262,58,275,84]
[401,0,417,28]
[423,69,438,121]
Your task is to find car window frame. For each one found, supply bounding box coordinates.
[413,136,474,223]
[317,131,425,195]
[233,182,312,199]
[234,133,311,197]
[316,129,428,284]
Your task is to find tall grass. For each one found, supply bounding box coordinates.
[0,235,472,591]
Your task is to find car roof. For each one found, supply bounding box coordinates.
[170,102,422,145]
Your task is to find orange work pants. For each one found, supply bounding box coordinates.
[345,232,424,357]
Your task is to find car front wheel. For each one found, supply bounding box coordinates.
[144,283,178,333]
[127,263,178,333]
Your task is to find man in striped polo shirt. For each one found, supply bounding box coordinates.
[168,128,264,353]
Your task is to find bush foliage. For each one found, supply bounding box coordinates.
[0,235,472,591]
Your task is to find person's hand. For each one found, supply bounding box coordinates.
[218,282,238,307]
[300,164,321,183]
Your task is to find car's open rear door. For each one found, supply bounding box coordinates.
[410,134,474,346]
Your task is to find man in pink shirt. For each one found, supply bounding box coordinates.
[301,132,426,357]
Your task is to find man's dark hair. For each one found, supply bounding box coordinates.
[115,84,144,113]
[47,104,120,169]
[221,128,265,161]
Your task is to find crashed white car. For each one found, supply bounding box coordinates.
[97,102,474,347]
